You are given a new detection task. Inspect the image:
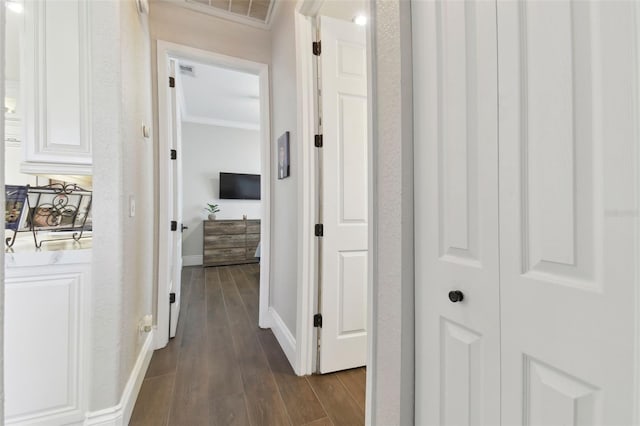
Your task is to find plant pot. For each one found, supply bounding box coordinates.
[208,213,216,220]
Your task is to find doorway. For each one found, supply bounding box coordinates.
[155,41,272,349]
[294,0,373,380]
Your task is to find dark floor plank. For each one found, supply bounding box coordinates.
[167,351,209,425]
[307,374,365,426]
[205,267,230,329]
[259,332,327,425]
[302,418,334,426]
[210,392,251,426]
[336,368,366,411]
[230,265,261,327]
[129,373,175,426]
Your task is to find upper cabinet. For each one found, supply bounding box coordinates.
[22,0,92,175]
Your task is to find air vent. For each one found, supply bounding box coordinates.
[179,64,195,77]
[182,0,275,27]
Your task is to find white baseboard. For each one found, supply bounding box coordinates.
[85,330,155,425]
[267,307,297,371]
[183,255,203,266]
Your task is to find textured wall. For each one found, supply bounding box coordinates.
[90,0,154,410]
[370,0,415,424]
[90,0,125,409]
[118,0,155,404]
[269,0,299,336]
[1,0,6,418]
[181,122,262,259]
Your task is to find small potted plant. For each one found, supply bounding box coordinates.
[205,203,220,220]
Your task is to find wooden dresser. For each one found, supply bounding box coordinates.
[203,219,260,267]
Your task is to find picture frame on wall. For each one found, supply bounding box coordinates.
[277,131,290,179]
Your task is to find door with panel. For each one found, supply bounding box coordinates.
[168,59,184,339]
[413,1,501,424]
[498,1,640,424]
[318,15,369,374]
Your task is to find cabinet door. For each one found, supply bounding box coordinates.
[498,1,640,424]
[22,0,92,175]
[413,1,501,424]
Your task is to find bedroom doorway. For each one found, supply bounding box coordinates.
[155,40,271,349]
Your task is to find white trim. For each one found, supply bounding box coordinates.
[159,0,279,30]
[20,161,92,176]
[182,254,203,266]
[267,307,297,369]
[633,1,640,424]
[294,0,320,376]
[181,114,260,131]
[84,330,155,426]
[156,40,271,348]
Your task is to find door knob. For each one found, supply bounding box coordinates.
[181,224,188,232]
[448,290,464,303]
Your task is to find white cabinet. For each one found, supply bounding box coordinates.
[22,0,92,175]
[4,251,91,425]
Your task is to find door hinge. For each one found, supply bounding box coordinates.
[314,134,323,147]
[170,149,177,160]
[315,224,323,237]
[169,76,175,88]
[170,292,176,304]
[313,313,322,327]
[313,41,321,56]
[171,220,177,231]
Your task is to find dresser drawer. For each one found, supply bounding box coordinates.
[246,233,260,245]
[246,247,258,260]
[247,220,260,234]
[204,220,245,235]
[204,248,246,265]
[204,233,246,249]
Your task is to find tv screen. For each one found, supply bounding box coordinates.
[219,172,261,200]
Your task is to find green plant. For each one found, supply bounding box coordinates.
[204,203,220,214]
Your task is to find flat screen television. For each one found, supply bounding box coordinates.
[219,172,261,200]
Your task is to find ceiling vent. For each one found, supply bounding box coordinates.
[179,64,195,77]
[170,0,276,28]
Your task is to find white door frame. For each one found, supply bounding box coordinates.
[155,40,272,349]
[293,0,375,415]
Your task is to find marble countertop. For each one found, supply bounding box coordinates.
[5,234,92,267]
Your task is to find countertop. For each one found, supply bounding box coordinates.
[5,234,92,267]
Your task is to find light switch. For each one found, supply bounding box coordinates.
[129,195,136,217]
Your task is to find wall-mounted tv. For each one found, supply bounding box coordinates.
[219,172,261,200]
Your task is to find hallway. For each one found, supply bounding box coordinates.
[131,264,366,426]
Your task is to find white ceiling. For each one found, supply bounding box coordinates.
[177,60,260,130]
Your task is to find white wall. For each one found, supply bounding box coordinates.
[269,0,298,337]
[90,0,154,411]
[1,1,6,418]
[182,122,261,261]
[118,0,154,406]
[369,0,415,424]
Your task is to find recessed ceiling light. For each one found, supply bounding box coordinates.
[353,14,367,26]
[6,0,23,13]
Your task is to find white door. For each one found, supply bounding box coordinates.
[498,2,639,423]
[168,60,183,338]
[413,1,501,424]
[414,0,640,424]
[318,16,368,374]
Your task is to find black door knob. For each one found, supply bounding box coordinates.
[448,290,464,303]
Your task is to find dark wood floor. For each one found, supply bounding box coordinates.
[131,264,366,426]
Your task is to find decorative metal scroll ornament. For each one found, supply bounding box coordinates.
[5,183,92,249]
